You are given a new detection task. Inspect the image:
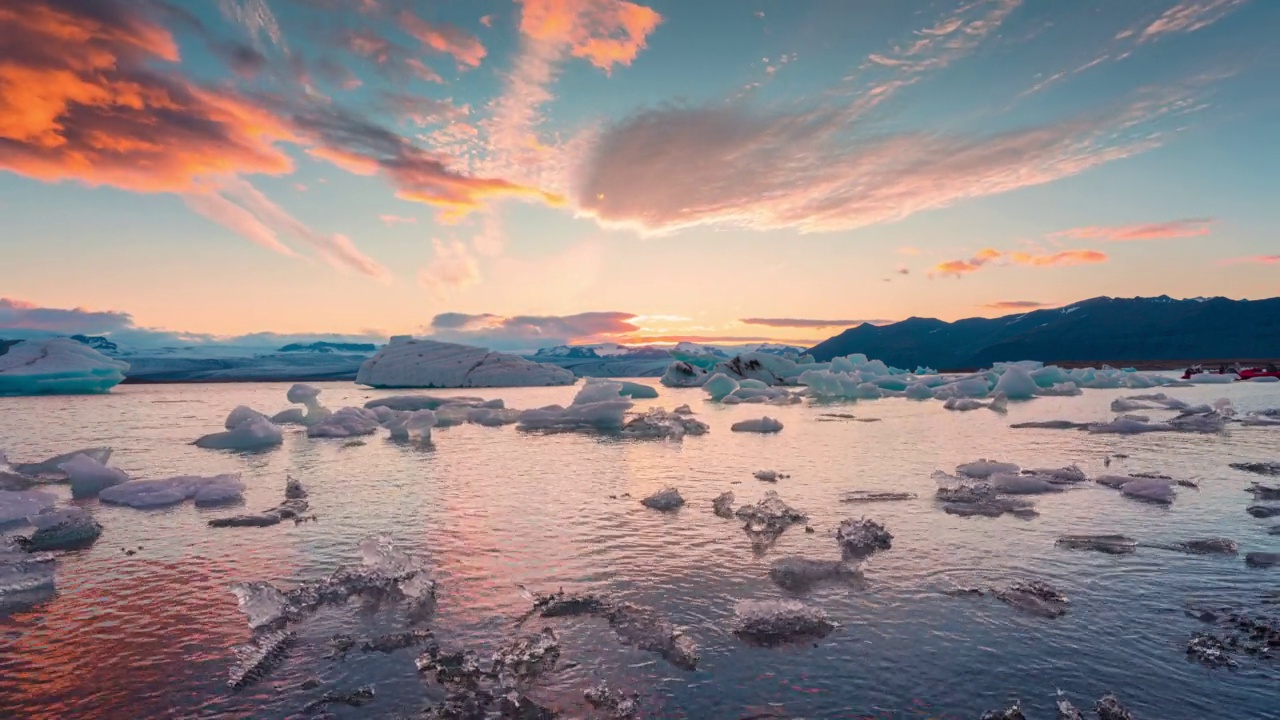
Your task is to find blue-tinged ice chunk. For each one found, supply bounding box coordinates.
[0,338,128,396]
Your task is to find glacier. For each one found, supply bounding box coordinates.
[357,337,575,388]
[0,338,128,396]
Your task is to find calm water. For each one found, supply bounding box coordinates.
[1,380,1278,719]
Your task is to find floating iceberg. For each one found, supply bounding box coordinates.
[12,447,112,478]
[58,453,128,498]
[956,460,1021,479]
[733,599,836,646]
[992,365,1039,399]
[22,507,102,551]
[385,409,437,442]
[307,407,382,438]
[100,473,244,509]
[357,337,574,388]
[731,417,784,433]
[195,413,284,451]
[0,338,129,396]
[660,361,709,388]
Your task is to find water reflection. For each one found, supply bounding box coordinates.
[0,379,1277,717]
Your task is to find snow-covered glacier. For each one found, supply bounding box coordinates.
[0,338,129,396]
[357,337,576,388]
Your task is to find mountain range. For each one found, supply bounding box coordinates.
[808,295,1280,369]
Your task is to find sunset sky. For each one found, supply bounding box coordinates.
[2,0,1278,350]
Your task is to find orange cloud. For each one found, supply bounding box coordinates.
[517,0,663,72]
[931,248,1108,277]
[0,1,295,193]
[1052,218,1213,242]
[399,11,487,68]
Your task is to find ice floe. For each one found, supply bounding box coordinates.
[0,338,129,396]
[733,599,836,646]
[58,453,128,498]
[357,337,575,388]
[731,416,784,433]
[99,474,244,509]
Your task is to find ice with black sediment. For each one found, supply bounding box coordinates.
[732,599,836,646]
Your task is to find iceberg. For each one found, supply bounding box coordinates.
[731,417,784,433]
[13,447,112,478]
[357,337,574,388]
[0,338,129,396]
[702,373,739,401]
[195,415,284,451]
[992,364,1039,399]
[99,473,244,509]
[660,361,709,388]
[307,407,382,438]
[58,453,128,498]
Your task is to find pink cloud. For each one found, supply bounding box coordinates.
[399,11,487,68]
[418,239,480,292]
[1052,218,1213,242]
[931,247,1107,277]
[405,58,444,83]
[980,300,1055,310]
[1217,254,1280,266]
[1139,0,1250,42]
[379,214,417,226]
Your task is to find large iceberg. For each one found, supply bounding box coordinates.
[0,338,129,396]
[356,337,575,388]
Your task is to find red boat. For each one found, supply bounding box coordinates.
[1182,365,1280,381]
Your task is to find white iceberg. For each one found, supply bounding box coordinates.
[357,337,574,388]
[195,415,284,451]
[58,453,129,498]
[0,338,129,396]
[731,416,784,433]
[100,473,244,509]
[307,407,382,438]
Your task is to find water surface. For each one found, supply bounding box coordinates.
[1,380,1278,718]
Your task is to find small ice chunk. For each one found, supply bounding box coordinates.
[640,487,684,511]
[195,416,284,450]
[286,383,322,404]
[516,399,632,432]
[993,365,1038,399]
[753,469,787,482]
[835,517,892,559]
[59,453,128,498]
[1245,552,1280,568]
[358,534,421,579]
[1055,534,1137,554]
[620,408,709,440]
[230,580,290,630]
[995,580,1068,618]
[0,537,57,601]
[733,599,836,646]
[1119,478,1175,504]
[23,507,102,550]
[703,373,739,401]
[615,381,658,399]
[13,447,112,478]
[0,489,57,527]
[673,404,693,415]
[768,556,859,592]
[731,417,784,433]
[956,459,1021,479]
[307,407,382,438]
[712,491,736,518]
[1027,465,1087,484]
[270,407,307,425]
[386,409,437,442]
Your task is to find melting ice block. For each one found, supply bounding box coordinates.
[195,416,284,450]
[59,454,128,498]
[0,338,129,396]
[357,337,574,388]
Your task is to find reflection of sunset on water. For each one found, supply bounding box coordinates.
[3,378,1280,718]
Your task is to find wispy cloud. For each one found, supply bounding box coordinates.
[1216,254,1279,266]
[217,0,285,52]
[980,300,1055,310]
[379,214,417,226]
[1138,0,1251,42]
[418,239,481,292]
[740,317,880,329]
[931,248,1107,277]
[185,177,390,279]
[398,10,487,69]
[1051,217,1213,242]
[572,0,1206,236]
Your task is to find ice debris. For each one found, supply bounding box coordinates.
[307,406,382,438]
[0,537,56,607]
[519,588,698,671]
[1247,505,1280,518]
[58,453,128,498]
[835,517,892,559]
[995,580,1068,618]
[660,361,708,388]
[619,408,709,440]
[228,629,295,689]
[730,416,784,433]
[584,683,640,719]
[768,556,860,593]
[956,460,1021,479]
[1245,552,1280,568]
[712,491,735,518]
[1233,461,1280,477]
[357,337,575,388]
[732,599,836,646]
[209,479,312,528]
[0,338,128,396]
[195,414,283,451]
[943,392,1008,412]
[385,409,437,442]
[300,685,375,714]
[19,507,102,551]
[753,469,788,482]
[640,487,684,511]
[980,701,1026,720]
[734,491,808,550]
[840,490,916,503]
[1246,482,1280,500]
[1055,535,1137,555]
[491,627,561,688]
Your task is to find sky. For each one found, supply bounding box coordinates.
[2,0,1278,351]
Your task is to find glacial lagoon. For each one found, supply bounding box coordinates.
[1,379,1278,718]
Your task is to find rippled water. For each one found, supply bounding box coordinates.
[1,380,1279,719]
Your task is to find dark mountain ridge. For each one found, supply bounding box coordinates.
[808,295,1280,369]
